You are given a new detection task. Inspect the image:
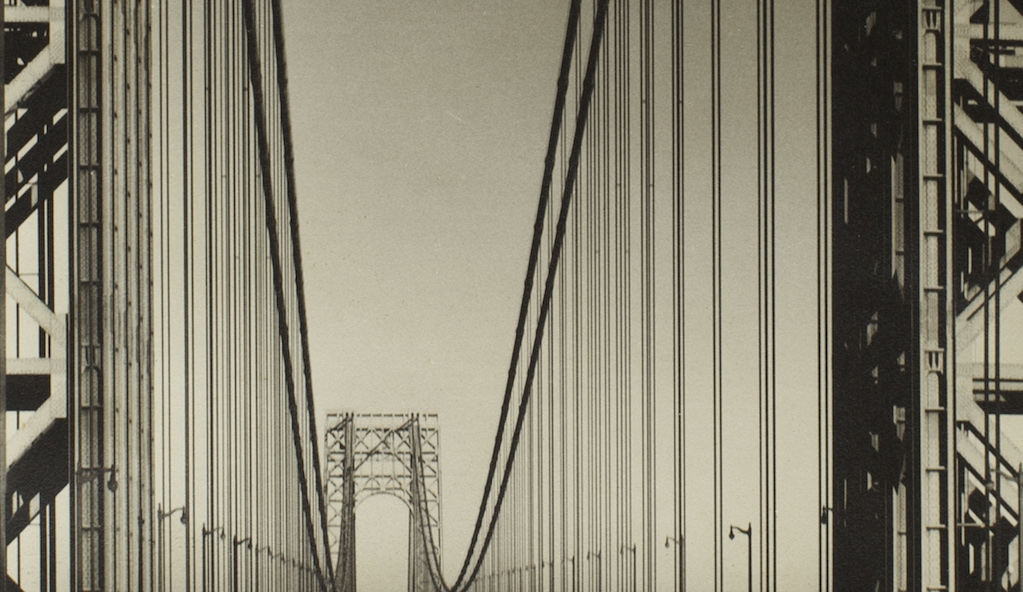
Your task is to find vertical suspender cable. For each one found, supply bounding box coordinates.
[757,0,767,585]
[769,3,778,588]
[991,4,1005,584]
[559,97,568,589]
[597,16,605,584]
[639,1,656,587]
[238,2,328,588]
[711,0,723,586]
[624,0,632,577]
[574,14,583,589]
[203,0,213,583]
[756,0,779,583]
[146,0,156,583]
[672,0,686,588]
[815,0,832,583]
[265,3,336,581]
[181,0,194,586]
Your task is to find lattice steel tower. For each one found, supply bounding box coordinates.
[325,413,443,592]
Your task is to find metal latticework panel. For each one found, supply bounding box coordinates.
[325,412,443,592]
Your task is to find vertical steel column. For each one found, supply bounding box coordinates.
[346,415,356,592]
[411,417,423,592]
[69,0,106,588]
[409,416,430,592]
[336,415,355,592]
[915,1,955,590]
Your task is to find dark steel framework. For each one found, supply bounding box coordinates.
[831,0,1023,590]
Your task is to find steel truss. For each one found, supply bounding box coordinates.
[4,2,70,591]
[325,413,443,592]
[832,0,1023,590]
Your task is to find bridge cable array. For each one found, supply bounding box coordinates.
[150,0,334,589]
[240,0,333,588]
[443,1,614,590]
[448,0,584,588]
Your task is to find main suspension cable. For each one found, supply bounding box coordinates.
[239,1,330,588]
[450,1,583,588]
[460,1,611,588]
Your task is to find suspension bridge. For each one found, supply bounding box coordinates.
[3,0,1023,591]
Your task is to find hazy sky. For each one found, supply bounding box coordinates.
[282,1,569,587]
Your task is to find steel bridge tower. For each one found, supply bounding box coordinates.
[325,413,443,592]
[833,0,1023,590]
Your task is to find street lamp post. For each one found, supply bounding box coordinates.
[201,526,225,592]
[232,536,251,592]
[563,555,576,592]
[157,505,188,592]
[540,560,554,591]
[255,546,272,589]
[820,506,834,525]
[587,551,602,592]
[621,545,637,592]
[665,536,686,592]
[729,523,752,592]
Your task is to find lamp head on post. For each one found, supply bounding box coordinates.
[233,535,252,550]
[159,505,189,525]
[202,525,226,540]
[728,522,753,592]
[820,505,835,525]
[83,466,119,492]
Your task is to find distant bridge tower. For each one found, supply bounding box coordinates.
[325,413,443,592]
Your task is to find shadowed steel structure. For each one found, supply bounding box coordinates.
[325,413,442,592]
